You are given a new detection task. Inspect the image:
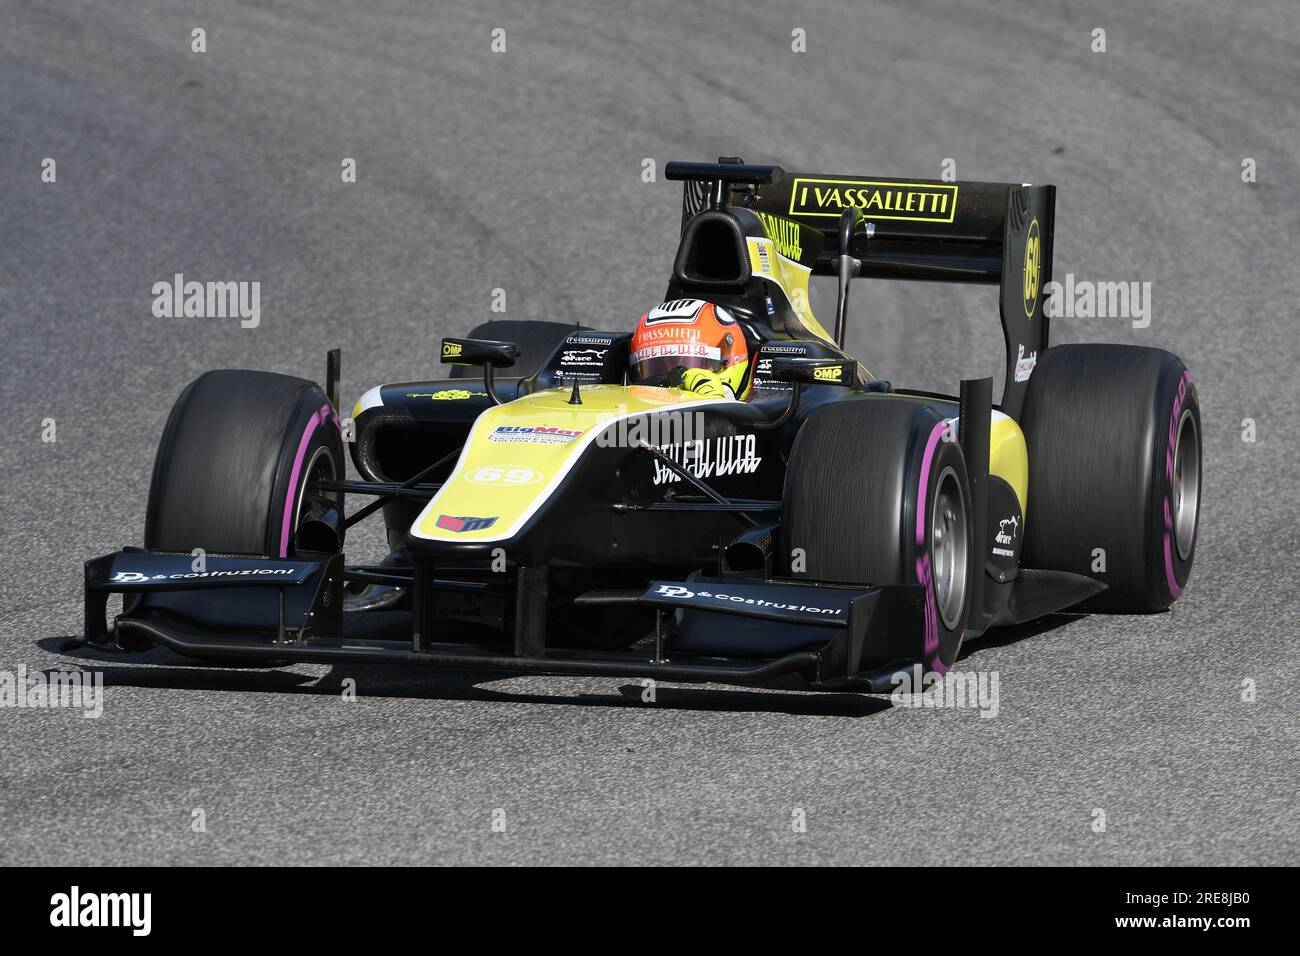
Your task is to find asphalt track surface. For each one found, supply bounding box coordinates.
[1,1,1298,866]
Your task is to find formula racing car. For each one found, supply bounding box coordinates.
[83,159,1202,692]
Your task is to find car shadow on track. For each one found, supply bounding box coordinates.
[41,613,1084,717]
[955,613,1086,663]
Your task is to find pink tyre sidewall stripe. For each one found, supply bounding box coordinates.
[915,421,949,673]
[279,403,342,559]
[1162,370,1194,598]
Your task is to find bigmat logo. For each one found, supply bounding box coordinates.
[788,178,958,223]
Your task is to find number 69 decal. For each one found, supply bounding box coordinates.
[468,466,543,486]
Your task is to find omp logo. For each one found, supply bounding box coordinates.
[441,341,463,358]
[813,365,843,382]
[753,210,804,261]
[1023,218,1041,317]
[50,886,151,936]
[435,514,498,533]
[789,178,958,223]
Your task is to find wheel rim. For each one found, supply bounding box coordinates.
[293,445,338,541]
[930,466,969,631]
[1172,408,1200,560]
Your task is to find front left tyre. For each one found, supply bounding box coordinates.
[146,369,344,558]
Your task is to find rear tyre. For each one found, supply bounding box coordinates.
[1020,344,1200,611]
[146,370,344,558]
[783,399,974,671]
[449,319,588,379]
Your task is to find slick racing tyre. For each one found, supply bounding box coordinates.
[783,398,974,671]
[146,370,344,558]
[1020,344,1200,611]
[449,320,588,379]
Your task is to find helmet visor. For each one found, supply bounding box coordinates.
[630,343,723,384]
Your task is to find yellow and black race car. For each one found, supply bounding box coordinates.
[84,159,1201,692]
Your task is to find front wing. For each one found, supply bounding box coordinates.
[84,551,932,692]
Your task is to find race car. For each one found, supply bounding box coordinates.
[83,159,1201,692]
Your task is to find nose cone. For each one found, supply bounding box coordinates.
[407,384,730,557]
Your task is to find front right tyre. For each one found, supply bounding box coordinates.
[783,398,974,672]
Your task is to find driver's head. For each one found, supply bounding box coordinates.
[629,299,749,385]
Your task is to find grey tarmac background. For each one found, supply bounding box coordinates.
[1,0,1297,866]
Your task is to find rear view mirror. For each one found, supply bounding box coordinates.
[439,337,521,405]
[439,337,520,369]
[769,357,855,387]
[754,358,856,431]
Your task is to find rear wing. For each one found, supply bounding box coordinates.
[670,161,1055,418]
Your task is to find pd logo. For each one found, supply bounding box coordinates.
[654,585,696,598]
[436,514,498,533]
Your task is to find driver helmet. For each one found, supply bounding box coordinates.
[629,299,749,385]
